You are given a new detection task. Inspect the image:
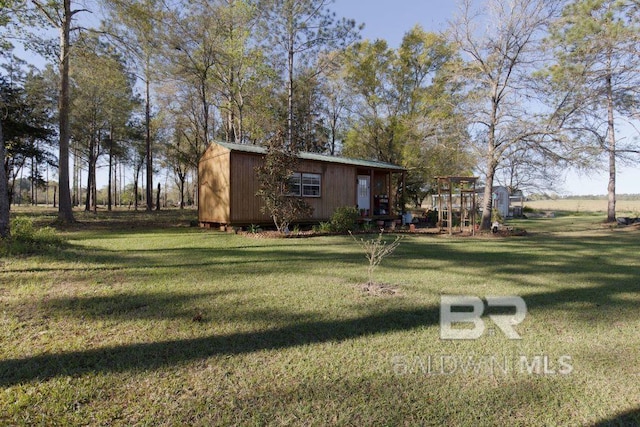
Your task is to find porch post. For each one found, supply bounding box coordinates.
[369,169,374,217]
[401,171,406,211]
[437,177,443,231]
[388,171,392,215]
[472,179,477,236]
[448,179,453,235]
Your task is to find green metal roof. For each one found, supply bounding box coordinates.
[214,141,406,171]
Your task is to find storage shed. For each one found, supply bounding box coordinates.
[198,141,406,227]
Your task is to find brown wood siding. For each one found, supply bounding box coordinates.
[302,161,356,220]
[198,144,231,223]
[198,142,398,226]
[229,152,271,223]
[227,153,357,224]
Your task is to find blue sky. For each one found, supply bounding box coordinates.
[331,0,639,196]
[333,0,455,46]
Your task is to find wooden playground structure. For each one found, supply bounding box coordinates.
[435,176,479,235]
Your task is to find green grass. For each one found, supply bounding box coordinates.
[508,211,617,234]
[1,208,639,425]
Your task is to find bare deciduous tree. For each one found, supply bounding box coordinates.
[448,0,561,230]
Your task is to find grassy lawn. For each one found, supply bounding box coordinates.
[1,208,639,425]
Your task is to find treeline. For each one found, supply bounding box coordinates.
[8,177,196,208]
[1,0,639,236]
[530,194,640,201]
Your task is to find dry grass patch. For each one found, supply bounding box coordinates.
[357,282,401,297]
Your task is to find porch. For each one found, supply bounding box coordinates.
[356,168,406,221]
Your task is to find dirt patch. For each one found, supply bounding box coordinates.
[618,222,640,232]
[357,282,400,297]
[238,230,320,238]
[491,228,528,237]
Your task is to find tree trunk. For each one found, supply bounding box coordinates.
[134,160,141,211]
[119,160,124,208]
[30,158,35,205]
[237,98,244,144]
[113,159,118,207]
[287,25,294,149]
[180,178,185,209]
[481,147,498,230]
[0,121,10,239]
[480,171,495,230]
[133,178,139,211]
[201,79,210,147]
[92,169,97,212]
[227,68,235,143]
[7,163,14,206]
[145,77,153,211]
[605,71,616,223]
[156,182,161,211]
[107,132,113,211]
[85,136,95,212]
[84,155,92,211]
[330,112,338,155]
[176,170,186,209]
[72,144,78,206]
[57,0,75,223]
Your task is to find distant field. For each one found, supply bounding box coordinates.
[525,199,640,214]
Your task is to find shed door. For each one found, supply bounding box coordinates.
[357,175,370,211]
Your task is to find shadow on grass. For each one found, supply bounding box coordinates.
[1,268,638,388]
[0,305,439,387]
[10,207,198,232]
[16,227,639,287]
[2,226,638,390]
[394,230,639,284]
[60,209,198,230]
[591,407,640,426]
[23,290,319,326]
[39,290,237,321]
[3,236,366,282]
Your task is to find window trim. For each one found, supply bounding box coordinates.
[301,173,321,198]
[287,173,302,197]
[287,172,322,198]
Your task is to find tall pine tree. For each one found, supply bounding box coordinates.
[548,0,640,222]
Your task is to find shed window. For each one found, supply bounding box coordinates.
[302,173,321,197]
[287,174,301,196]
[288,172,321,197]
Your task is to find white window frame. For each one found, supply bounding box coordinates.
[287,173,301,196]
[301,173,321,198]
